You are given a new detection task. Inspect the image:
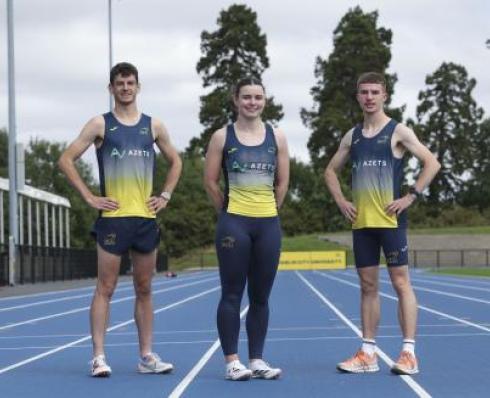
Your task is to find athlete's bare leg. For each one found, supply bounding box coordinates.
[388,265,417,339]
[357,266,380,340]
[91,245,121,357]
[131,249,157,357]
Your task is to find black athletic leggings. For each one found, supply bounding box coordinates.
[215,211,281,358]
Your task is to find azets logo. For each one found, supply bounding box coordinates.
[110,148,151,159]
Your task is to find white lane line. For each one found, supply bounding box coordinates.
[4,331,488,351]
[0,276,218,331]
[410,272,490,287]
[333,271,490,306]
[168,306,249,398]
[338,270,490,294]
[408,277,490,292]
[315,271,490,333]
[0,272,212,312]
[0,271,207,303]
[0,285,220,375]
[0,322,480,341]
[297,271,431,398]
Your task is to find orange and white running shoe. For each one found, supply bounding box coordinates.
[391,351,419,375]
[337,350,379,373]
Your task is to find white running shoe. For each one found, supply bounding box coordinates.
[138,352,174,374]
[91,354,112,377]
[225,360,252,381]
[250,359,282,380]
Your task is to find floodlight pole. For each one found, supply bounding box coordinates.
[7,0,18,285]
[108,0,114,110]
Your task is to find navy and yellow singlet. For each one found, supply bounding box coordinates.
[222,123,278,217]
[350,119,406,229]
[97,112,155,218]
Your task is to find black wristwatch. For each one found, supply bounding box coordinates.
[408,186,421,200]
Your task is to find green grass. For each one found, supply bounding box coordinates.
[325,226,490,235]
[169,233,352,271]
[430,267,490,278]
[409,226,490,235]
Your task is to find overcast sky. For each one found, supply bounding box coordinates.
[1,0,489,171]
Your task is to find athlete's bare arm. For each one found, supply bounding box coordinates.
[58,116,119,211]
[150,118,183,213]
[273,129,290,209]
[204,128,226,212]
[385,124,441,216]
[324,129,357,223]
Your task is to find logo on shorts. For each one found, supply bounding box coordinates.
[104,233,116,246]
[221,236,236,249]
[386,250,399,264]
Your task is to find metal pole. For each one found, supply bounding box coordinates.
[44,203,49,247]
[36,201,40,246]
[0,191,4,245]
[58,206,63,248]
[65,208,70,248]
[108,0,113,110]
[7,0,18,285]
[27,199,32,246]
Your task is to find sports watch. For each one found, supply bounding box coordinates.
[408,186,421,200]
[160,191,172,201]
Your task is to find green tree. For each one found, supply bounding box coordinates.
[154,153,216,257]
[188,3,283,154]
[460,118,490,211]
[280,158,347,235]
[302,6,402,171]
[412,62,483,205]
[25,138,98,248]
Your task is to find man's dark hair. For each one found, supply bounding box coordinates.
[110,62,139,85]
[357,72,387,91]
[233,77,265,98]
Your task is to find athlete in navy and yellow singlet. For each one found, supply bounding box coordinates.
[325,72,440,376]
[59,62,182,377]
[222,123,278,217]
[97,112,156,219]
[204,78,289,380]
[350,118,406,230]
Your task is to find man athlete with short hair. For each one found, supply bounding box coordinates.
[325,72,440,375]
[59,62,182,377]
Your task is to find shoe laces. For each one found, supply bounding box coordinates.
[91,354,107,367]
[143,352,161,363]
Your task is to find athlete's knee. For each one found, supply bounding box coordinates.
[359,278,378,296]
[391,274,413,295]
[134,280,152,298]
[96,279,117,299]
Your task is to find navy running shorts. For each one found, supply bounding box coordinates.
[91,217,161,255]
[353,227,408,268]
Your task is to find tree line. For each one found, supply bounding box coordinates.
[1,5,489,257]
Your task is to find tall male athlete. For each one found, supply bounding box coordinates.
[325,72,440,375]
[59,62,182,376]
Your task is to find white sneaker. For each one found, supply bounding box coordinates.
[138,352,174,374]
[91,354,112,377]
[250,359,282,380]
[225,360,252,381]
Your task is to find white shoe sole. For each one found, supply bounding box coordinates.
[92,368,111,377]
[391,366,419,375]
[252,369,282,379]
[226,371,252,381]
[138,364,174,374]
[337,364,380,373]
